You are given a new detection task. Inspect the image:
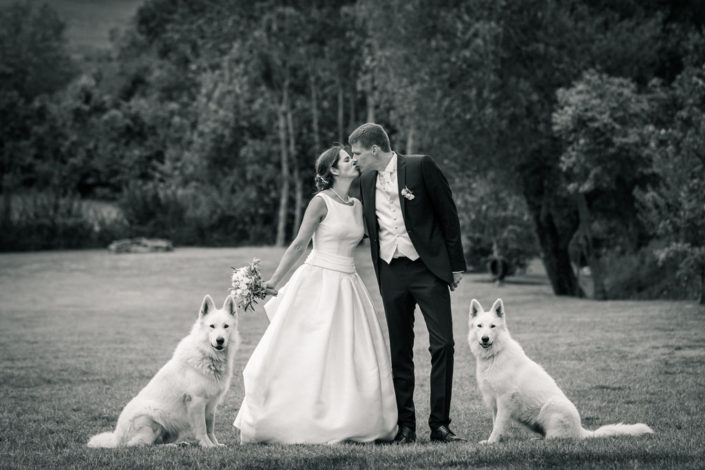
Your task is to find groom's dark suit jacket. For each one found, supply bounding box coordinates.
[360,154,466,285]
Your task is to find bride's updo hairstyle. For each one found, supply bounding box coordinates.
[314,145,344,192]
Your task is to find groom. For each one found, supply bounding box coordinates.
[350,123,466,443]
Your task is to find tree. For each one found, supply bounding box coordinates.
[0,1,76,193]
[387,0,680,297]
[0,1,76,100]
[483,1,668,296]
[248,6,307,247]
[456,178,539,275]
[295,1,359,235]
[353,0,701,298]
[552,70,651,299]
[637,64,705,304]
[249,2,360,246]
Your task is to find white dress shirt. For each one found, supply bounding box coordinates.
[376,153,420,264]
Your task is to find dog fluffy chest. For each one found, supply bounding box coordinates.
[161,353,230,401]
[188,358,231,390]
[478,353,559,416]
[477,352,543,401]
[477,357,519,397]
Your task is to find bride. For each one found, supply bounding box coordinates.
[233,145,398,444]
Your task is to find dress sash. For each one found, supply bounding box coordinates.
[305,249,355,274]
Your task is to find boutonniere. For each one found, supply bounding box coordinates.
[401,186,415,200]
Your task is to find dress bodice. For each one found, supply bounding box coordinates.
[312,193,364,258]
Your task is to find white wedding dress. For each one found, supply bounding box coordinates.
[233,192,398,444]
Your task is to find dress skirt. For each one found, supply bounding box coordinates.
[233,250,398,444]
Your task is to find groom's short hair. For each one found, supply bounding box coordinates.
[348,123,391,152]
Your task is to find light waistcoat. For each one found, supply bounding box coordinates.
[376,154,420,263]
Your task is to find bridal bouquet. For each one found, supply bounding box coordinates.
[230,258,267,312]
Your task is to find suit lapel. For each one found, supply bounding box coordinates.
[396,154,409,225]
[363,170,378,235]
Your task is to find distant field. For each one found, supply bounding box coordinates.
[0,0,142,52]
[1,246,704,469]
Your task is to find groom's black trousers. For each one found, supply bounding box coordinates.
[379,257,454,431]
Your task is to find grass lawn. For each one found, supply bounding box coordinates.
[1,246,704,469]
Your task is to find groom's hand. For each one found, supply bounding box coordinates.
[450,272,463,291]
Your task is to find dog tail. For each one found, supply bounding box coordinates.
[87,431,118,448]
[583,422,654,438]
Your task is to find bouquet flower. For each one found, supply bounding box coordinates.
[230,258,267,312]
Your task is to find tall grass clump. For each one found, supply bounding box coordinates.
[0,192,127,251]
[117,181,275,247]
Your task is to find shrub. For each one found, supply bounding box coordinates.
[116,180,275,246]
[0,192,127,251]
[117,181,193,244]
[602,241,699,301]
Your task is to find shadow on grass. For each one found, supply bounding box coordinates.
[471,277,550,286]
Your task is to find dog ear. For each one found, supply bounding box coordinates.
[200,295,215,317]
[222,295,236,316]
[470,299,483,318]
[490,298,504,318]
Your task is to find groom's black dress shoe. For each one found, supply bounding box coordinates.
[430,425,465,443]
[393,426,416,444]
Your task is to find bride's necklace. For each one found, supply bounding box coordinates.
[330,187,350,204]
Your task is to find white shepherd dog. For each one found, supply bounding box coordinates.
[468,298,653,443]
[88,295,240,448]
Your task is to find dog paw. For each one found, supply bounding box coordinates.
[198,440,216,448]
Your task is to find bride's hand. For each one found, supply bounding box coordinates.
[263,280,278,296]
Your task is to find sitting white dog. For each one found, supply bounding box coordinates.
[468,298,653,443]
[88,295,240,448]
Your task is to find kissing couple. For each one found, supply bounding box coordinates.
[234,123,466,444]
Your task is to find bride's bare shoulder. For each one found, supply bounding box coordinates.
[306,193,328,218]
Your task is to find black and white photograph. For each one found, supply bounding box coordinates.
[1,0,704,468]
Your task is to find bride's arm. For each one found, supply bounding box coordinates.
[265,196,327,290]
